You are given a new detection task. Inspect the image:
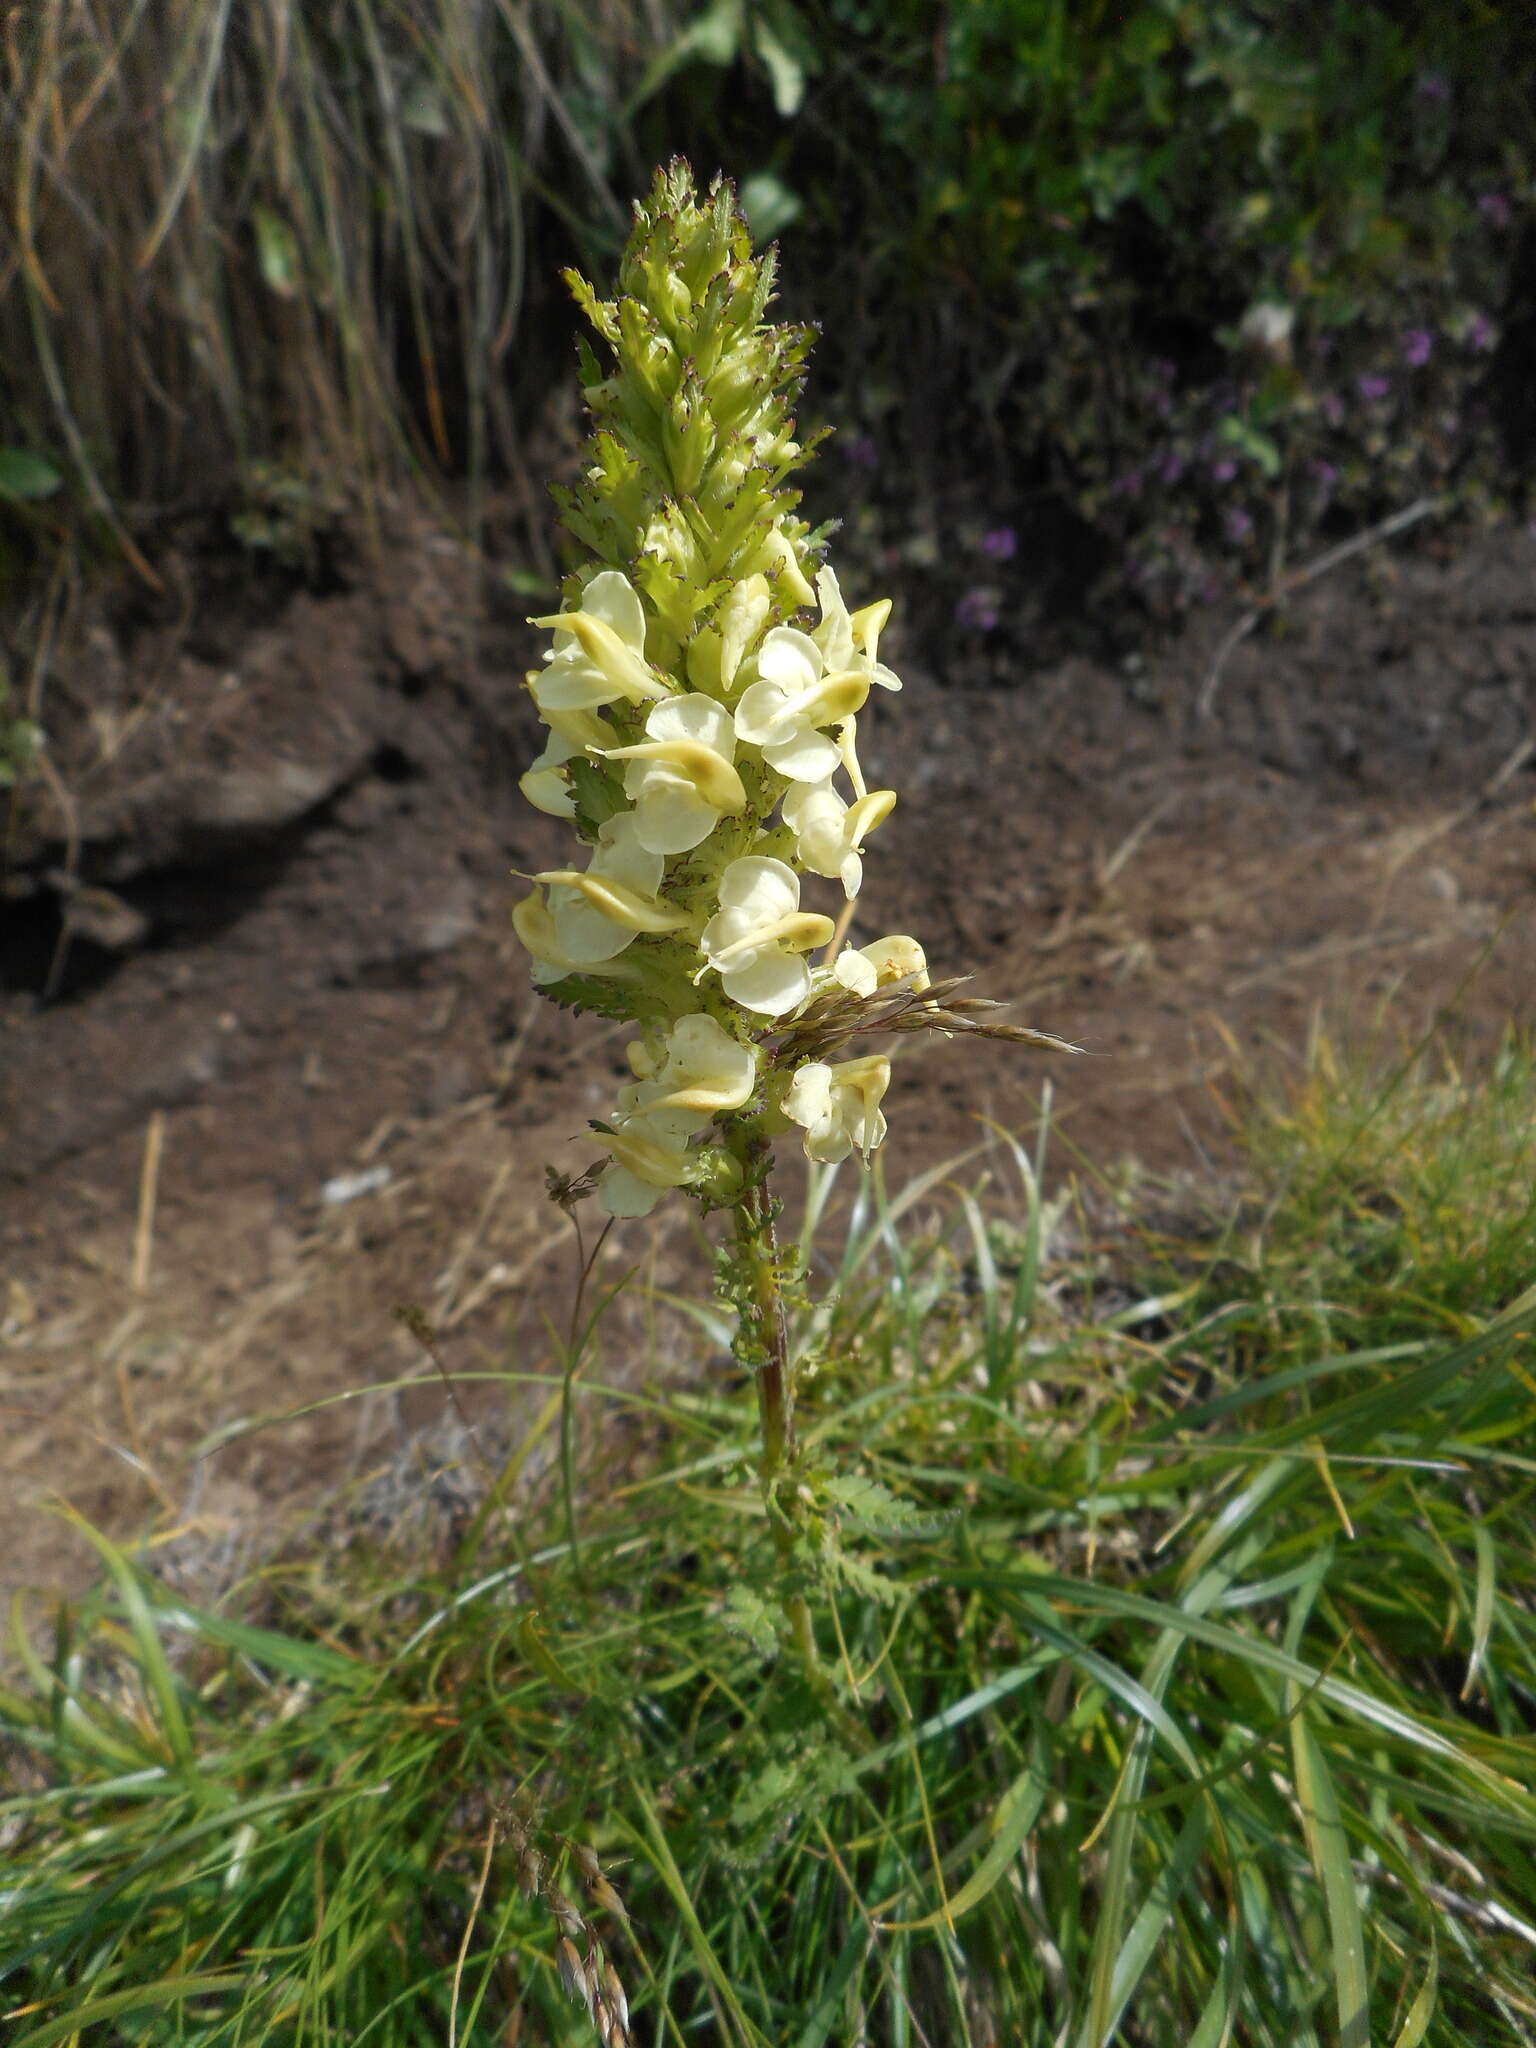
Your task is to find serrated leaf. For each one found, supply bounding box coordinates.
[722,1583,779,1656]
[533,972,648,1024]
[825,1472,949,1535]
[566,754,628,826]
[822,1547,900,1605]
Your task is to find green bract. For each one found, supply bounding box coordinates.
[513,162,920,1219]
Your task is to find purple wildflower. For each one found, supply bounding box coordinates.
[955,587,1001,633]
[1210,458,1238,484]
[979,525,1017,561]
[1416,71,1449,103]
[1357,373,1392,403]
[1465,313,1496,353]
[1158,451,1186,486]
[1311,459,1339,487]
[1223,508,1254,545]
[1478,193,1512,228]
[1402,329,1433,368]
[1320,392,1345,426]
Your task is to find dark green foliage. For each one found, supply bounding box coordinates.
[4,2,1530,643]
[651,0,1532,637]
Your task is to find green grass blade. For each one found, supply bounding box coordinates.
[1390,1938,1437,2048]
[49,1506,194,1770]
[1291,1708,1370,2048]
[1463,1519,1496,1701]
[881,1746,1050,1930]
[1098,1801,1211,2045]
[10,1974,249,2048]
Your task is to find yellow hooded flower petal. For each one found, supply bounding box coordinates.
[783,1055,891,1164]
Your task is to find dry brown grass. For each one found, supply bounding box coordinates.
[1,0,674,547]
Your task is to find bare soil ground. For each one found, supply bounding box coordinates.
[3,513,1533,1604]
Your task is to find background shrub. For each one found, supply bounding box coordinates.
[2,0,1531,647]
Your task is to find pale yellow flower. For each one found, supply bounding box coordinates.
[781,780,896,899]
[518,704,612,819]
[782,1055,891,1164]
[530,571,670,714]
[599,1104,702,1217]
[599,694,746,854]
[596,1011,757,1215]
[532,812,689,965]
[744,526,817,609]
[811,567,902,694]
[832,933,930,998]
[734,628,869,782]
[511,891,636,986]
[698,855,835,1016]
[717,573,773,691]
[632,1012,759,1115]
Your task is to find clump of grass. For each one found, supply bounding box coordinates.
[0,0,664,560]
[1218,1027,1536,1347]
[4,1052,1536,2045]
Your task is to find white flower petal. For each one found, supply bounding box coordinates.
[551,895,640,962]
[644,1013,758,1112]
[812,567,855,671]
[531,654,622,715]
[545,811,667,961]
[733,678,792,747]
[520,764,577,817]
[783,1055,891,1163]
[765,730,842,782]
[718,575,771,688]
[649,693,735,754]
[580,569,647,652]
[754,626,822,694]
[717,855,799,919]
[861,934,929,988]
[630,775,720,854]
[723,949,811,1017]
[595,811,665,895]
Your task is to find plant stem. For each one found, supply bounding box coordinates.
[729,1129,820,1676]
[740,1175,794,1483]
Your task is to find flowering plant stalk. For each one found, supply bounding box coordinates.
[515,163,1068,1679]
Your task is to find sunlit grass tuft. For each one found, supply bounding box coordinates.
[4,1046,1535,2045]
